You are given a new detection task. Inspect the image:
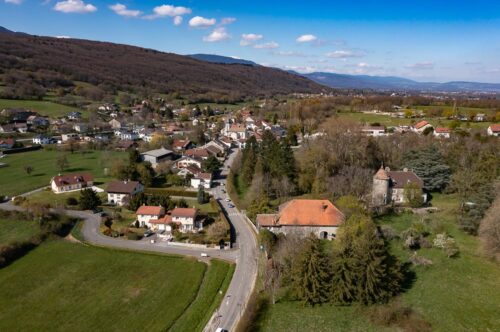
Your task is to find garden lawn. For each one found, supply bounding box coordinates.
[376,193,500,331]
[0,218,39,246]
[0,240,231,332]
[0,149,126,196]
[0,98,86,118]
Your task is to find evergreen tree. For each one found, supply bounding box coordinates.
[79,188,102,210]
[293,235,331,306]
[197,185,205,204]
[402,145,451,192]
[331,213,403,305]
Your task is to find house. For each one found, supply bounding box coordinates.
[51,172,94,194]
[434,127,451,138]
[362,126,386,137]
[223,122,247,140]
[149,215,174,232]
[33,134,53,145]
[372,166,426,206]
[14,122,28,133]
[185,148,210,160]
[202,140,227,155]
[108,119,123,129]
[0,138,15,149]
[176,155,203,169]
[191,172,212,189]
[171,207,203,232]
[73,123,88,133]
[106,180,144,206]
[474,113,486,122]
[172,139,193,152]
[119,131,139,141]
[0,124,15,134]
[412,120,433,134]
[67,111,82,121]
[487,124,500,137]
[61,133,80,143]
[27,115,49,127]
[256,199,344,240]
[135,205,165,227]
[140,147,174,167]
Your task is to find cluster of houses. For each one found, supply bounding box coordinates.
[135,205,203,234]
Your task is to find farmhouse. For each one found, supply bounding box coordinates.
[434,127,451,138]
[361,126,386,137]
[256,199,345,240]
[140,147,174,167]
[106,180,144,206]
[51,172,94,193]
[372,166,426,206]
[487,124,500,137]
[136,205,165,227]
[412,120,433,134]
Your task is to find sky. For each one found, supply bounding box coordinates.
[1,0,500,83]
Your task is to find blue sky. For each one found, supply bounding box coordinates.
[1,0,500,82]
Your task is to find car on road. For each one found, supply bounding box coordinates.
[143,230,154,237]
[225,198,231,202]
[215,328,228,332]
[221,189,226,193]
[228,203,234,208]
[200,253,209,257]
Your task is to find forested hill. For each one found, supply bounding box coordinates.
[0,30,327,101]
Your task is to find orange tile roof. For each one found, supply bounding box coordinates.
[275,199,344,227]
[490,124,500,132]
[374,167,390,180]
[414,120,430,129]
[435,127,451,133]
[136,205,164,216]
[256,214,278,227]
[149,215,173,224]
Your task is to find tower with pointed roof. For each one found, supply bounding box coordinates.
[372,165,390,206]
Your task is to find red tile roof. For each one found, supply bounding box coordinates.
[489,124,500,133]
[185,148,209,158]
[149,215,173,224]
[414,120,431,129]
[52,172,93,187]
[374,167,390,180]
[136,205,164,216]
[171,208,197,219]
[435,127,451,133]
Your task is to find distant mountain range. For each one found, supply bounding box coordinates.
[301,72,500,93]
[0,27,326,100]
[187,54,258,66]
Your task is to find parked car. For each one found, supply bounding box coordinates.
[201,253,209,257]
[228,203,235,208]
[225,198,231,202]
[143,230,154,237]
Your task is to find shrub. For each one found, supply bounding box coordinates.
[12,196,26,206]
[433,233,459,258]
[66,197,78,206]
[366,300,432,332]
[409,252,433,266]
[379,225,398,241]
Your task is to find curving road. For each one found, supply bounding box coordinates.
[0,148,258,332]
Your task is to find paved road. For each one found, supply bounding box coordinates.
[204,149,259,332]
[0,148,258,332]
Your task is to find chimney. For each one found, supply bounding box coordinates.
[403,167,408,172]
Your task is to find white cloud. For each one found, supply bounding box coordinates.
[173,16,183,25]
[109,3,141,17]
[145,4,191,19]
[54,0,97,13]
[253,41,279,49]
[347,62,382,74]
[5,0,23,4]
[405,62,434,70]
[271,51,306,57]
[55,35,71,38]
[189,16,216,28]
[240,33,263,46]
[296,34,317,43]
[220,17,236,25]
[203,27,230,42]
[326,50,363,58]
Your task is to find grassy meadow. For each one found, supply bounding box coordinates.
[0,218,39,246]
[0,149,126,196]
[0,98,85,118]
[0,240,233,332]
[256,193,500,331]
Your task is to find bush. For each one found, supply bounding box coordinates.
[366,300,432,332]
[66,197,78,206]
[12,196,26,206]
[409,252,433,266]
[433,233,459,258]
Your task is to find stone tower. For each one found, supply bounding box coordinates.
[372,165,390,207]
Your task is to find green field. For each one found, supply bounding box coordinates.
[0,149,126,196]
[0,218,39,246]
[0,98,85,118]
[256,194,500,331]
[0,240,233,332]
[336,111,493,129]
